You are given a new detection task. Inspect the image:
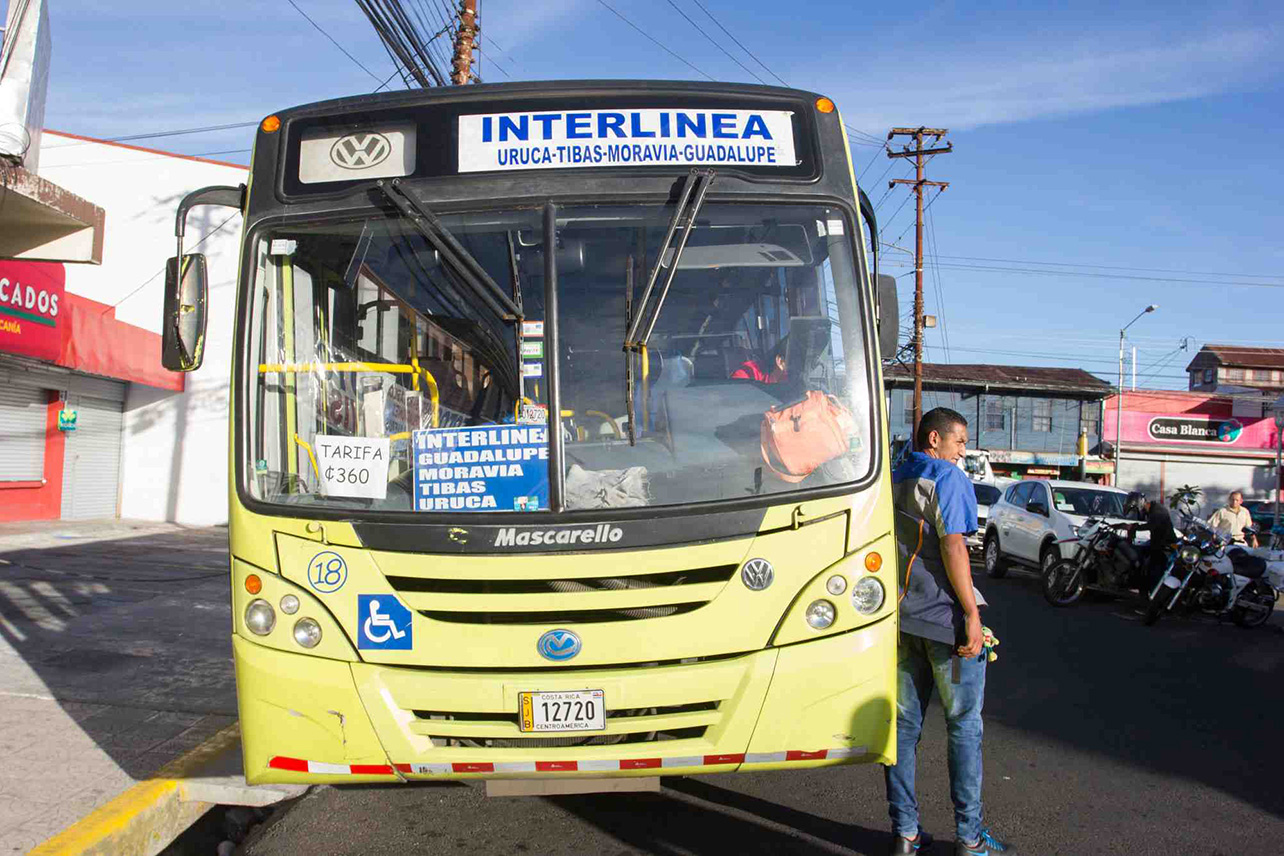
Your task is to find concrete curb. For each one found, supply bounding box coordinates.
[29,723,304,856]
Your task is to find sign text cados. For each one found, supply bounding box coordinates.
[0,277,60,321]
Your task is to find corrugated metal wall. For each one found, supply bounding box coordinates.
[60,394,124,519]
[0,385,47,481]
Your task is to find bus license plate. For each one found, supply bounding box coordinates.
[519,690,605,733]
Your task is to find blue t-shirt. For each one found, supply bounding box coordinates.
[892,451,980,643]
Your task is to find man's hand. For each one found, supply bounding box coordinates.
[940,532,984,658]
[958,609,983,659]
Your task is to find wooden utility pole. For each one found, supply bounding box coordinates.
[451,0,478,85]
[887,127,951,441]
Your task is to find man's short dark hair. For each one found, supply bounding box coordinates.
[915,407,968,450]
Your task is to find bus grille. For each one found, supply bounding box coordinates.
[415,702,719,749]
[385,564,737,624]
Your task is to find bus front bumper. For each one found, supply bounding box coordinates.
[235,615,895,784]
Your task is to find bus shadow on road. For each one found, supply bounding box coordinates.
[0,526,236,784]
[547,777,885,855]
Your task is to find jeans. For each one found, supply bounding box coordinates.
[884,632,986,843]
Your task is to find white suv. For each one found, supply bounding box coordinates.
[982,479,1137,578]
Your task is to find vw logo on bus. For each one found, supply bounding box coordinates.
[329,132,393,170]
[537,629,581,661]
[740,558,774,591]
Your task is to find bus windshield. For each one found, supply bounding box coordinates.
[246,201,874,513]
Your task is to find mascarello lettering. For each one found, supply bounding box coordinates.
[493,524,624,548]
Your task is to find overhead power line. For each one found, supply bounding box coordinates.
[356,0,450,86]
[878,260,1284,289]
[929,254,1284,283]
[688,0,787,86]
[595,0,715,80]
[663,0,766,84]
[285,0,387,84]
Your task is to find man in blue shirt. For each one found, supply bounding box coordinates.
[885,408,1016,856]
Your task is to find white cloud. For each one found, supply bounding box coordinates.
[830,25,1281,131]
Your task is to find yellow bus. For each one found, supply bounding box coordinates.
[165,81,901,786]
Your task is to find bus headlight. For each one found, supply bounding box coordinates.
[826,574,848,595]
[805,599,836,630]
[279,594,300,615]
[245,599,276,636]
[292,617,322,649]
[852,577,885,614]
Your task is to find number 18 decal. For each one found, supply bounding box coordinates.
[308,551,348,594]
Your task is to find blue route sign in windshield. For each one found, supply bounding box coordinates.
[412,425,550,512]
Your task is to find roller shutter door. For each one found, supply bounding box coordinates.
[0,386,48,482]
[60,395,124,519]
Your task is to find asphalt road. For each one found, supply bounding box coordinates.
[242,563,1284,856]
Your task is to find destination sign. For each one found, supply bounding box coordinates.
[457,108,797,173]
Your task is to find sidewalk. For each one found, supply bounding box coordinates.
[0,520,293,853]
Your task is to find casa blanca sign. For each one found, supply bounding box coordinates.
[1147,415,1244,444]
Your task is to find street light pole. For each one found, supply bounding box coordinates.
[1114,304,1159,488]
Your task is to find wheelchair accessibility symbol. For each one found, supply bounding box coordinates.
[356,595,413,650]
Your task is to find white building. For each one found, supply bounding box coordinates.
[0,131,245,524]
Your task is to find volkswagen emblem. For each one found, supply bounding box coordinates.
[329,132,392,170]
[537,629,581,661]
[741,558,774,591]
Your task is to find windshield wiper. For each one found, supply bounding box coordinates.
[624,168,715,349]
[376,179,523,323]
[622,168,715,444]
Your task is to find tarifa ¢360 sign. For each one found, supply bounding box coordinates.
[0,262,65,363]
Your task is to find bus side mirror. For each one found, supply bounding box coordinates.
[162,254,209,372]
[876,273,898,361]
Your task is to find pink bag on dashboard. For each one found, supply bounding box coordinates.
[760,391,855,483]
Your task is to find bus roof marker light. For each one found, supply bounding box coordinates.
[815,97,836,114]
[261,115,281,133]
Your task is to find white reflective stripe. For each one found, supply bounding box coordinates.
[396,747,868,775]
[308,761,353,775]
[577,759,622,772]
[824,746,866,759]
[660,756,703,768]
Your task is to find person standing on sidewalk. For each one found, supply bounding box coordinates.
[885,407,1016,856]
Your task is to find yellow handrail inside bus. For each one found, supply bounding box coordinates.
[291,433,321,481]
[639,344,649,431]
[586,410,624,440]
[259,361,439,427]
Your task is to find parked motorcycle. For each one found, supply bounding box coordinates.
[1144,520,1284,628]
[1042,518,1148,607]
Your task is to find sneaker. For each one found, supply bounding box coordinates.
[956,828,1016,855]
[890,829,934,854]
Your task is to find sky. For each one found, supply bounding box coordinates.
[30,0,1284,391]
